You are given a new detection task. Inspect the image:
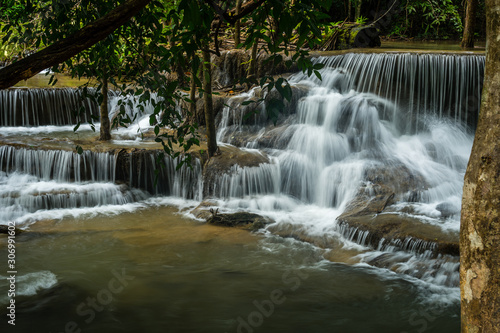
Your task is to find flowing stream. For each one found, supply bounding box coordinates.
[0,52,484,332]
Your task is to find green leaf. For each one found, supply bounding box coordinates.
[283,84,293,102]
[314,70,322,81]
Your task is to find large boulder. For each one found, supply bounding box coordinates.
[337,213,459,257]
[336,162,459,257]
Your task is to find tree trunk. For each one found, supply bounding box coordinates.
[348,0,352,21]
[234,0,242,48]
[187,59,205,126]
[355,0,362,21]
[202,48,218,157]
[189,68,197,118]
[248,39,259,77]
[0,0,152,89]
[460,1,500,332]
[99,75,111,141]
[374,0,381,20]
[461,0,477,50]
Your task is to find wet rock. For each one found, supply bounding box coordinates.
[207,210,271,231]
[363,162,428,202]
[266,222,345,249]
[337,162,458,257]
[337,213,459,257]
[212,50,251,88]
[0,224,23,235]
[180,94,228,126]
[340,163,423,219]
[215,83,309,133]
[218,121,295,149]
[202,145,270,197]
[191,200,219,220]
[435,202,459,218]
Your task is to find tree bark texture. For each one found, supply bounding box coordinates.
[355,0,362,20]
[234,0,242,47]
[189,70,197,118]
[202,48,218,157]
[248,39,258,77]
[99,75,111,141]
[460,2,500,332]
[0,0,152,89]
[461,0,478,49]
[348,0,352,21]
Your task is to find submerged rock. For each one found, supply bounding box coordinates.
[0,225,23,234]
[207,210,271,231]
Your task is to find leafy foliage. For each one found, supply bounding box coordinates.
[1,0,332,164]
[388,0,464,39]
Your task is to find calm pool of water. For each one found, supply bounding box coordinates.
[1,205,459,333]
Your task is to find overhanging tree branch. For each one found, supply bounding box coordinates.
[0,0,152,89]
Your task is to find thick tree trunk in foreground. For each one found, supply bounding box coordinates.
[99,75,111,141]
[461,0,478,49]
[460,2,500,332]
[0,0,152,89]
[202,48,218,157]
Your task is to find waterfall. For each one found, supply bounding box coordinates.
[0,145,116,182]
[0,145,203,227]
[0,52,485,290]
[0,88,113,127]
[307,53,485,132]
[214,52,481,221]
[212,53,480,288]
[129,150,203,199]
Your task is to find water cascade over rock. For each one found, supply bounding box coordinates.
[0,88,106,126]
[206,52,484,286]
[0,145,202,227]
[0,52,485,291]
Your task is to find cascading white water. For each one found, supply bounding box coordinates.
[303,53,484,131]
[0,52,484,291]
[0,88,104,126]
[0,145,202,228]
[212,53,483,287]
[215,53,481,224]
[0,52,478,331]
